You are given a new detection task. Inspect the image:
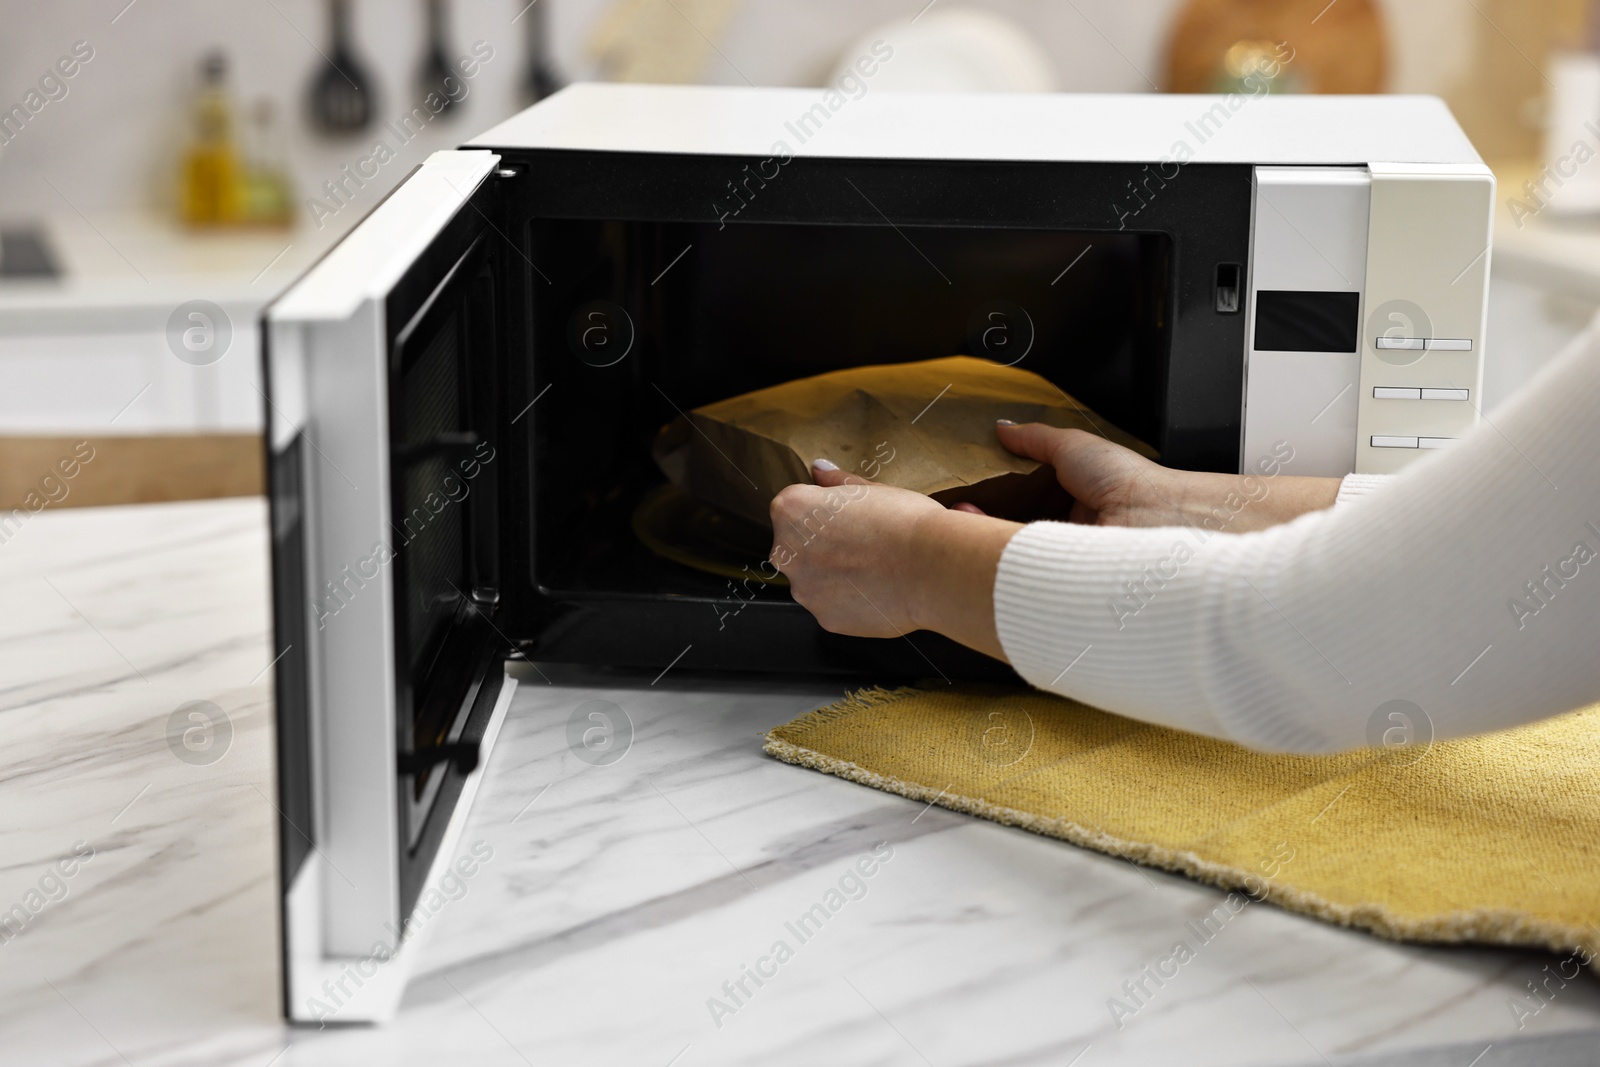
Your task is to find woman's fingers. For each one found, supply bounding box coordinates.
[995,420,1096,466]
[995,420,1146,508]
[811,458,875,487]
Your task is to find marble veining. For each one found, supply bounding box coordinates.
[1,498,1598,1067]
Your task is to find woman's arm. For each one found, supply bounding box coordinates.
[773,320,1600,752]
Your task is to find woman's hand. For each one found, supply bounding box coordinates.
[769,461,1019,656]
[767,464,947,638]
[994,421,1184,526]
[995,422,1341,533]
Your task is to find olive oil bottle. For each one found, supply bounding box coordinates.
[180,51,242,226]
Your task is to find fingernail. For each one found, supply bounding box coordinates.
[813,458,839,471]
[996,419,1017,427]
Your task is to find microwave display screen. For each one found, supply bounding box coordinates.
[1252,289,1361,353]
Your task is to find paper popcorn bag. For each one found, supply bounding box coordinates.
[652,356,1156,527]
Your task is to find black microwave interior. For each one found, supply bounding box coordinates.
[528,217,1170,609]
[424,154,1252,679]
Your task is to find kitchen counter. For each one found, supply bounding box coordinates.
[3,497,1599,1067]
[0,211,336,335]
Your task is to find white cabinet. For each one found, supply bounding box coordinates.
[0,303,263,433]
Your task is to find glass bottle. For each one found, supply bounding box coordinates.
[242,98,293,227]
[180,51,242,226]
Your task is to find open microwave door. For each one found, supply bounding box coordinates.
[263,150,518,1024]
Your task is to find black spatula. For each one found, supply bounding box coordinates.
[418,0,461,117]
[308,0,376,135]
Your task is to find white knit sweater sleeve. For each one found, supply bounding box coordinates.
[993,320,1600,753]
[1334,472,1389,505]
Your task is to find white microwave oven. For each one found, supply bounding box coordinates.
[262,84,1493,1022]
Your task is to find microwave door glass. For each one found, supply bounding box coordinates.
[386,228,507,917]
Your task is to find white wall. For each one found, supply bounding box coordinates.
[0,0,554,224]
[0,0,1474,229]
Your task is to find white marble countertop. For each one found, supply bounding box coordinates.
[3,497,1599,1067]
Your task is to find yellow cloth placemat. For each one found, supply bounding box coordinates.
[764,686,1600,965]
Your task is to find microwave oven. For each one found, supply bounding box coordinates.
[262,84,1493,1022]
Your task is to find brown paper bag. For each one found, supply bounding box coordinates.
[652,356,1157,527]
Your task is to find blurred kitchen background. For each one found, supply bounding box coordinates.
[2,0,1597,510]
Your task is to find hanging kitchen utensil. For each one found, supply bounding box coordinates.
[418,0,461,118]
[519,0,561,105]
[308,0,377,135]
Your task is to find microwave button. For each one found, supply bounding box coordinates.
[1371,435,1419,448]
[1420,387,1470,401]
[1375,336,1425,351]
[1373,386,1421,400]
[1425,338,1473,351]
[1418,436,1457,449]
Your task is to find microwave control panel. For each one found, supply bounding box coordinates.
[1242,163,1493,477]
[1355,162,1494,474]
